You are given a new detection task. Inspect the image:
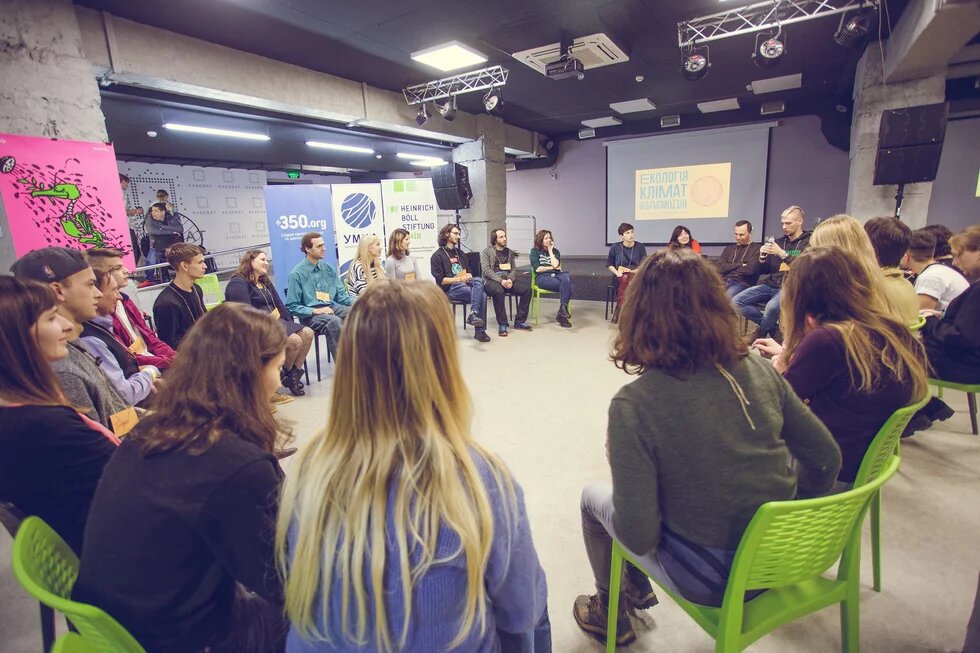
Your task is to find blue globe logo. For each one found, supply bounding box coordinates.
[340,193,375,228]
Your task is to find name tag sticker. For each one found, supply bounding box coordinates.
[110,407,139,437]
[271,307,281,319]
[498,262,512,271]
[315,291,330,303]
[404,272,417,281]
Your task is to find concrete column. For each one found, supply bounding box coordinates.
[452,114,507,252]
[845,44,945,228]
[0,0,110,269]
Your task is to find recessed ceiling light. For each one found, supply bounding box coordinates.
[697,98,741,113]
[581,116,623,128]
[610,99,657,114]
[409,159,447,167]
[305,141,374,154]
[411,41,487,72]
[750,73,802,94]
[163,123,270,141]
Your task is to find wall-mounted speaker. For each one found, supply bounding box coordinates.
[873,103,948,186]
[431,163,472,210]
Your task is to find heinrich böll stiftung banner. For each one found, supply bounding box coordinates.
[380,178,438,279]
[330,183,383,278]
[0,133,135,269]
[263,185,336,297]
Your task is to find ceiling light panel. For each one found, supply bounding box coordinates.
[609,98,657,114]
[750,73,802,94]
[581,116,623,128]
[409,160,447,167]
[397,152,446,161]
[305,141,374,154]
[411,41,487,72]
[697,98,740,113]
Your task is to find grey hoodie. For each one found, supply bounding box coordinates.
[52,341,129,430]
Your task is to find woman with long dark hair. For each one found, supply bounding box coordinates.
[0,275,118,554]
[753,246,928,482]
[73,304,291,653]
[572,250,840,646]
[666,225,701,253]
[226,249,314,396]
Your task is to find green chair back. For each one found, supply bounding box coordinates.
[12,517,147,653]
[853,396,928,487]
[195,273,222,311]
[607,457,899,652]
[52,633,96,653]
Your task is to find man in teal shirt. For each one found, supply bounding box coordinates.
[286,232,354,354]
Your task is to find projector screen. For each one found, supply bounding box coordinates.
[605,123,772,245]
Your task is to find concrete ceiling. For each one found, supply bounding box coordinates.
[76,0,980,172]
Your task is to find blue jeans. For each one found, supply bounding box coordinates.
[535,271,573,309]
[733,284,781,335]
[299,303,351,352]
[725,280,750,300]
[447,278,486,333]
[145,248,165,282]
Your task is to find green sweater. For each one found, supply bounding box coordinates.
[608,353,841,553]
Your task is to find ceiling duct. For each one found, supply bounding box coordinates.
[513,139,560,171]
[513,33,628,76]
[661,115,681,128]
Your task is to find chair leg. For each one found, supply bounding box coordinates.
[606,544,624,653]
[871,489,882,592]
[533,293,540,326]
[968,392,978,435]
[313,334,322,382]
[40,603,55,653]
[841,587,861,653]
[303,360,310,386]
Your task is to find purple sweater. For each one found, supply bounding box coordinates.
[286,453,547,652]
[783,326,914,482]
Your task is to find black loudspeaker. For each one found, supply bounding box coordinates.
[432,163,472,210]
[873,103,948,186]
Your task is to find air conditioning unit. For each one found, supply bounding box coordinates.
[660,115,681,128]
[578,128,597,139]
[761,100,786,115]
[513,33,628,75]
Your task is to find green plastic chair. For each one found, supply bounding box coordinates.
[606,457,899,653]
[52,633,95,653]
[852,396,928,592]
[929,379,979,435]
[529,268,570,325]
[908,315,927,332]
[195,273,222,311]
[11,517,147,653]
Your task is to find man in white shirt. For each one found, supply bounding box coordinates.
[904,229,969,311]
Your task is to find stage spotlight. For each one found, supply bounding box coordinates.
[753,29,785,68]
[415,104,430,127]
[834,12,872,48]
[483,88,502,114]
[437,95,457,122]
[681,44,710,81]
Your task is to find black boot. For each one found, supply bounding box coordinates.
[281,368,305,396]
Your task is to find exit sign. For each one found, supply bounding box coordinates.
[287,170,301,179]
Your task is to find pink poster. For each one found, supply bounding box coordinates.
[0,133,135,268]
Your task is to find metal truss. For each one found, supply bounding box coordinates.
[402,65,509,105]
[678,0,878,48]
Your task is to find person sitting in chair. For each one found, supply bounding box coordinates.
[431,224,489,343]
[481,228,533,336]
[530,229,573,328]
[606,222,647,323]
[286,232,354,357]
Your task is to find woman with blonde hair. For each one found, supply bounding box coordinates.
[277,281,549,652]
[73,303,292,653]
[226,249,314,396]
[811,214,918,325]
[346,234,386,297]
[753,246,928,483]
